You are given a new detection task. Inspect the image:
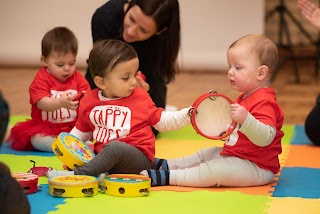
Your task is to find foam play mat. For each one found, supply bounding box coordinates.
[1,116,320,214]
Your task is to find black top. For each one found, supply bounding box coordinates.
[86,0,167,110]
[91,0,125,42]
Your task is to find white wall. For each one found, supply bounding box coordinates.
[0,0,264,70]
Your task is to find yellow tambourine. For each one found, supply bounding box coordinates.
[48,175,99,197]
[52,132,95,170]
[104,174,151,197]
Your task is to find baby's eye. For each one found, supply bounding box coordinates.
[122,77,129,81]
[56,64,64,67]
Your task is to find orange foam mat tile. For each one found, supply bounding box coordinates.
[152,178,278,196]
[266,197,320,214]
[151,164,279,196]
[284,145,320,168]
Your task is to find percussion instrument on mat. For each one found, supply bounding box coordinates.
[27,160,51,177]
[12,172,39,194]
[73,91,85,101]
[48,175,99,197]
[104,174,151,197]
[189,90,237,140]
[52,132,95,170]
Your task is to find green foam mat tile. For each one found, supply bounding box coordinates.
[51,191,271,214]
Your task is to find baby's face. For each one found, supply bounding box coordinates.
[101,57,139,98]
[227,44,262,93]
[42,51,77,82]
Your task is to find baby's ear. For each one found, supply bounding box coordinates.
[93,76,106,89]
[257,65,269,80]
[40,56,48,66]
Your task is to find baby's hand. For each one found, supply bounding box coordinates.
[135,71,150,91]
[60,92,79,110]
[230,102,247,125]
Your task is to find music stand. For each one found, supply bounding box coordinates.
[266,0,315,83]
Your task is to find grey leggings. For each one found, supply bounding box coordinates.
[74,141,153,176]
[168,147,274,187]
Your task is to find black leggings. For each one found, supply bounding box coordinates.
[74,141,153,176]
[305,94,320,146]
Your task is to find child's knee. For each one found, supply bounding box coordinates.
[31,134,55,152]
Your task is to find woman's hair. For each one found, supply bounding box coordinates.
[125,0,181,83]
[41,26,78,58]
[229,34,278,75]
[88,39,138,78]
[0,91,9,144]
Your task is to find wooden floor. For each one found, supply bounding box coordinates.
[0,58,319,125]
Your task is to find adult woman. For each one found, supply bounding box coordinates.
[0,92,30,214]
[85,0,181,116]
[298,0,320,145]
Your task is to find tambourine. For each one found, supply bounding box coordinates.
[12,172,39,194]
[48,175,99,197]
[104,174,151,197]
[189,90,237,140]
[27,160,51,177]
[52,132,95,170]
[73,91,85,101]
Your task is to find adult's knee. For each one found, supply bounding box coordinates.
[305,96,320,146]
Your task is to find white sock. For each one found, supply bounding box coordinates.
[98,173,108,190]
[85,141,93,146]
[140,170,148,176]
[47,169,74,179]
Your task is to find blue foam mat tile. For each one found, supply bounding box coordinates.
[27,184,66,214]
[0,142,54,156]
[272,167,320,198]
[290,125,312,145]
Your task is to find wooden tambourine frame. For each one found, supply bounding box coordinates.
[189,90,237,140]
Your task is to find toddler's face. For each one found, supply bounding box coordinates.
[42,52,77,82]
[227,44,262,93]
[101,57,139,98]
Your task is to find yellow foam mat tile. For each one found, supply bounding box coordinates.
[267,197,320,214]
[155,139,223,159]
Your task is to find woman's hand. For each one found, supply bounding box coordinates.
[135,71,150,91]
[298,0,320,29]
